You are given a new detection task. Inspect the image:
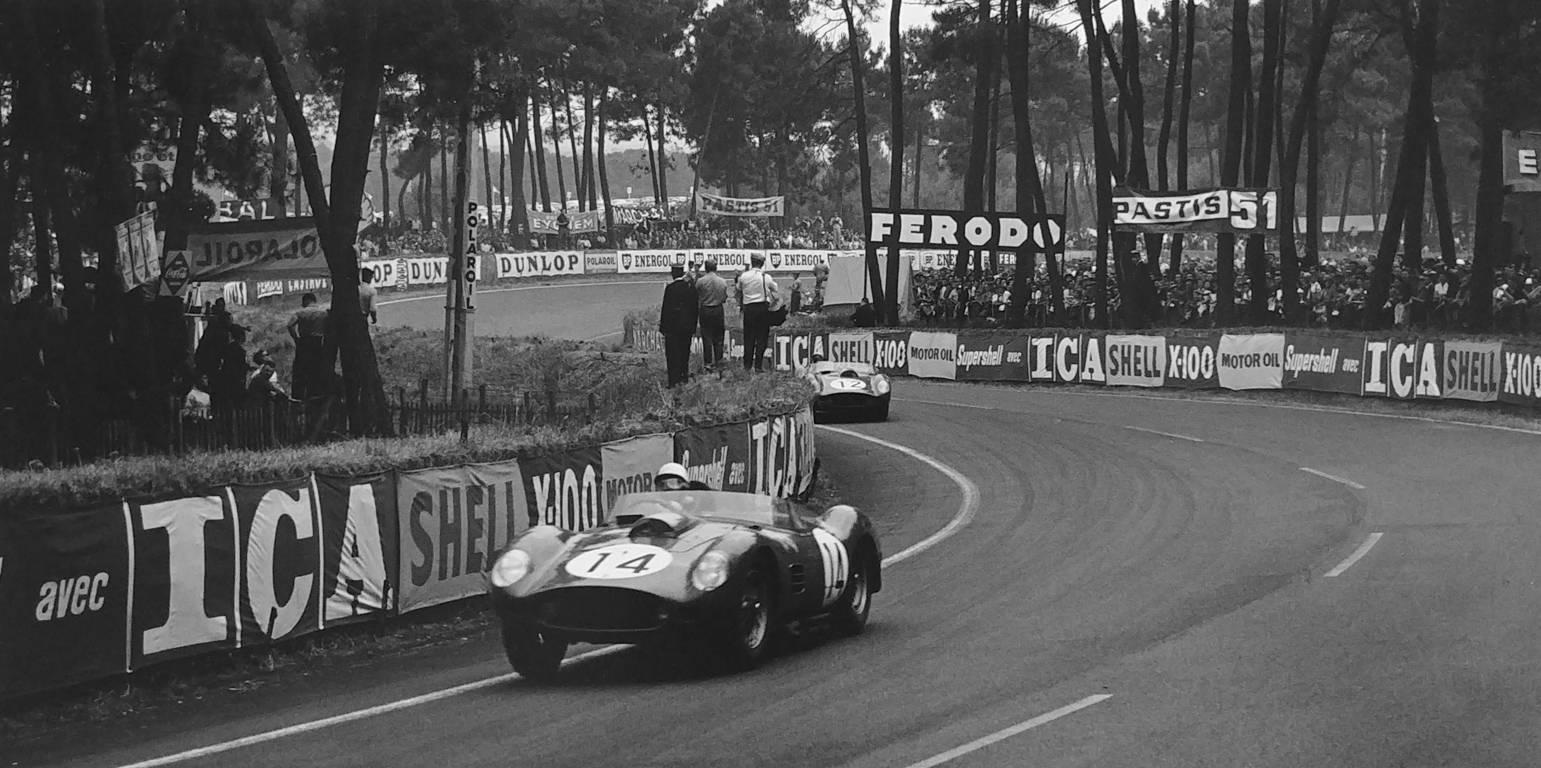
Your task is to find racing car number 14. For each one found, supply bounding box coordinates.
[564,544,674,580]
[811,528,849,607]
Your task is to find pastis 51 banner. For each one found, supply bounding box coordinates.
[1113,188,1278,233]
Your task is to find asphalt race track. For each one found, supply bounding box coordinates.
[18,284,1541,767]
[375,279,664,342]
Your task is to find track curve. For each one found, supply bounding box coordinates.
[19,285,1541,768]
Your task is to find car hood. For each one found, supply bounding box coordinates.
[518,520,735,597]
[812,371,882,396]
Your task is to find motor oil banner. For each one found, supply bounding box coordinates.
[872,331,909,376]
[826,331,874,365]
[955,333,1031,381]
[1361,338,1439,400]
[908,331,958,380]
[127,494,239,667]
[0,504,132,697]
[187,218,326,282]
[748,409,815,498]
[585,251,618,274]
[1442,341,1502,403]
[674,423,752,493]
[1218,334,1284,390]
[773,332,826,371]
[1033,332,1107,384]
[1104,335,1167,387]
[1498,342,1541,408]
[1162,333,1221,389]
[520,447,605,533]
[398,461,528,613]
[1282,333,1366,395]
[600,434,675,513]
[316,472,398,626]
[228,480,322,645]
[495,251,585,279]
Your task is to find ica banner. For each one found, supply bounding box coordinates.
[773,332,825,371]
[674,422,752,493]
[955,333,1031,382]
[1361,338,1439,400]
[1218,334,1284,390]
[1282,333,1366,395]
[397,461,528,613]
[1035,332,1107,384]
[600,434,675,513]
[1103,335,1167,387]
[907,331,958,380]
[316,472,399,626]
[520,448,605,532]
[127,494,239,668]
[1442,341,1502,403]
[747,411,814,498]
[0,504,132,698]
[229,479,322,645]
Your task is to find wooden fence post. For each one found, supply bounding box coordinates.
[460,388,471,444]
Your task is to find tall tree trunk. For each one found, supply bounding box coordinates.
[886,0,904,324]
[1157,0,1180,193]
[655,101,670,215]
[1276,0,1342,323]
[531,94,551,212]
[447,68,475,404]
[960,0,994,278]
[1338,127,1358,233]
[480,121,494,232]
[1078,0,1117,328]
[509,84,531,248]
[1306,93,1323,265]
[0,141,19,310]
[378,120,391,248]
[90,0,132,292]
[582,85,597,211]
[562,78,581,210]
[841,0,885,307]
[644,106,661,207]
[551,87,568,213]
[1216,0,1252,325]
[272,97,291,217]
[497,118,508,234]
[1244,0,1282,324]
[913,119,923,208]
[30,153,53,292]
[1468,0,1508,330]
[1005,0,1047,326]
[597,89,614,243]
[1428,116,1457,267]
[1369,129,1381,231]
[986,49,1002,273]
[440,137,450,235]
[1170,0,1196,274]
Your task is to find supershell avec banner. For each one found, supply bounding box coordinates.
[1113,188,1278,233]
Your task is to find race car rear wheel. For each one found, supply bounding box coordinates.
[502,622,568,682]
[717,567,774,670]
[831,552,873,635]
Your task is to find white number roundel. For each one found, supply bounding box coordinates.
[564,544,673,580]
[828,378,867,391]
[811,528,849,607]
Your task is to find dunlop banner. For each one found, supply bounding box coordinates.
[1104,335,1167,387]
[0,504,132,697]
[600,434,675,512]
[1218,334,1284,390]
[316,472,399,625]
[229,480,322,645]
[397,462,528,613]
[1442,341,1501,403]
[496,251,585,279]
[1282,333,1365,395]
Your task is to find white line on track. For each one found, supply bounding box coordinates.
[899,694,1113,768]
[1324,532,1385,578]
[1300,466,1367,490]
[114,428,979,768]
[376,280,648,307]
[1123,425,1205,443]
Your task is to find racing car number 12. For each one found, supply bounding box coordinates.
[564,544,674,580]
[811,528,849,607]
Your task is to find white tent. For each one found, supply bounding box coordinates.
[823,253,913,315]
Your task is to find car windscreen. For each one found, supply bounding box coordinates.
[610,491,783,527]
[813,362,876,376]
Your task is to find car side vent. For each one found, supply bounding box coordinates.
[789,564,807,594]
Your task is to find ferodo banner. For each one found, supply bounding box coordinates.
[618,249,689,273]
[674,423,752,493]
[496,251,584,279]
[1218,334,1284,390]
[1282,333,1365,395]
[747,409,815,498]
[955,333,1031,381]
[127,494,239,667]
[1104,335,1167,387]
[521,448,605,533]
[1442,341,1502,403]
[1362,338,1440,400]
[908,331,958,380]
[601,434,674,513]
[867,209,1066,252]
[826,331,874,365]
[0,504,132,697]
[228,480,321,645]
[187,218,326,281]
[1113,188,1279,233]
[315,473,398,625]
[1503,130,1541,194]
[585,251,618,273]
[1498,343,1541,407]
[397,461,528,613]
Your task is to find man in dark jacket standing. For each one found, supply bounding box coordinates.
[659,264,699,386]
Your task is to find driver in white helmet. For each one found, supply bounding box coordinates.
[654,462,711,491]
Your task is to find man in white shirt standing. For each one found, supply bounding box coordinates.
[736,254,779,372]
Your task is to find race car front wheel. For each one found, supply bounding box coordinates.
[717,567,774,670]
[503,622,568,682]
[832,552,873,635]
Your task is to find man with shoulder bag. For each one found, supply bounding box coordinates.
[736,254,780,372]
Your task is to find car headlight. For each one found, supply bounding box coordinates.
[489,549,531,588]
[690,550,731,592]
[873,376,890,394]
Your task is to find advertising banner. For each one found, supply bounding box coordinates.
[773,332,825,371]
[251,276,331,302]
[908,331,958,380]
[1412,339,1444,400]
[747,411,814,498]
[0,504,132,697]
[600,434,675,513]
[1104,334,1167,388]
[1113,188,1279,233]
[955,333,1031,382]
[826,331,874,365]
[1282,333,1366,395]
[315,472,398,626]
[1442,340,1502,403]
[1503,131,1541,193]
[1218,334,1284,390]
[618,249,689,273]
[674,423,752,493]
[228,480,321,645]
[127,494,239,668]
[187,218,325,282]
[1162,333,1221,389]
[585,251,618,273]
[212,198,283,222]
[397,461,528,613]
[1498,343,1541,408]
[1361,338,1435,400]
[529,209,601,234]
[726,327,745,361]
[764,250,831,273]
[866,209,1066,252]
[698,193,785,217]
[403,256,486,286]
[1042,333,1107,384]
[520,448,605,533]
[115,210,162,290]
[360,259,399,288]
[495,251,585,279]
